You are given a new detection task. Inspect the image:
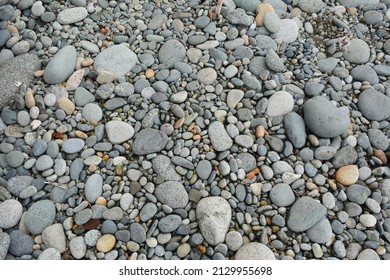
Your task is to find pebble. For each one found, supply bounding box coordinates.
[272,19,299,44]
[208,121,233,152]
[255,3,275,27]
[84,174,103,203]
[155,181,188,209]
[42,224,66,253]
[303,96,350,138]
[62,138,85,154]
[264,12,280,33]
[266,91,294,117]
[335,165,359,186]
[284,112,307,148]
[343,39,370,64]
[358,88,390,121]
[298,0,325,13]
[346,184,371,204]
[235,242,275,260]
[105,121,134,145]
[25,200,55,234]
[306,218,333,244]
[132,128,168,155]
[158,215,182,233]
[69,236,86,259]
[0,199,23,228]
[0,232,10,260]
[96,234,116,253]
[57,7,88,25]
[38,248,61,260]
[158,39,186,67]
[269,183,295,207]
[43,46,77,84]
[357,249,380,260]
[197,197,231,246]
[287,197,326,232]
[94,45,137,77]
[8,230,34,257]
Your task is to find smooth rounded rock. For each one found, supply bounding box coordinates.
[42,224,66,253]
[105,121,134,145]
[57,7,88,24]
[303,96,350,138]
[343,39,370,64]
[158,39,186,67]
[335,165,359,186]
[235,242,275,260]
[43,46,77,84]
[132,128,168,155]
[25,200,56,234]
[84,174,103,203]
[306,217,333,244]
[269,183,295,207]
[357,89,390,121]
[62,138,85,154]
[82,103,103,123]
[267,91,294,117]
[284,112,307,148]
[96,234,116,253]
[287,197,327,232]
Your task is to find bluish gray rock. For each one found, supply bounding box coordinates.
[7,176,34,196]
[43,45,77,84]
[306,217,333,244]
[62,138,85,154]
[196,160,212,180]
[303,96,350,138]
[351,65,379,85]
[8,230,33,257]
[233,0,260,13]
[337,0,379,7]
[57,7,88,24]
[84,174,103,203]
[343,39,370,64]
[25,200,56,234]
[287,197,326,232]
[105,120,134,144]
[220,7,254,26]
[284,112,306,148]
[357,88,390,121]
[0,199,23,229]
[0,232,10,260]
[269,183,295,207]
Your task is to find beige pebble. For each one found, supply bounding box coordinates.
[96,234,116,253]
[95,197,107,206]
[57,97,75,115]
[255,3,275,26]
[242,35,249,45]
[145,68,154,79]
[34,70,44,78]
[7,25,18,33]
[117,24,125,32]
[66,69,84,91]
[24,88,35,108]
[75,130,88,139]
[255,125,265,138]
[335,165,359,186]
[177,243,191,258]
[81,58,94,67]
[347,7,357,16]
[250,183,262,196]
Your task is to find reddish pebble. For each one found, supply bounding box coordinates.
[374,149,387,164]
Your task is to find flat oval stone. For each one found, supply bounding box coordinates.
[43,45,77,84]
[84,174,103,203]
[57,7,88,24]
[284,112,307,148]
[287,197,326,232]
[303,96,350,138]
[357,88,390,121]
[267,91,294,117]
[62,138,85,154]
[269,183,295,207]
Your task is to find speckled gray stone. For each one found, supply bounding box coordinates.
[235,242,275,260]
[287,197,326,232]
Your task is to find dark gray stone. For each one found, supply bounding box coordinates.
[287,197,326,232]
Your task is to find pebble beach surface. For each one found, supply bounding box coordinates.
[0,0,390,260]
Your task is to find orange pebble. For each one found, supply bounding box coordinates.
[95,196,107,206]
[246,167,260,179]
[145,68,155,78]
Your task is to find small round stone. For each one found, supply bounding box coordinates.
[96,234,116,253]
